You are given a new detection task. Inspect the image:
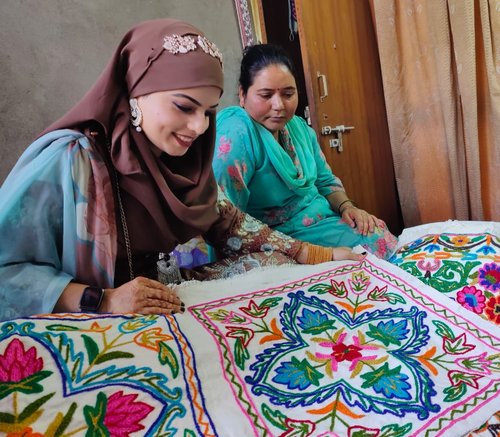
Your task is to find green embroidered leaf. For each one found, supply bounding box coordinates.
[443,383,466,402]
[379,422,413,437]
[18,393,54,422]
[398,262,422,278]
[432,320,455,340]
[184,430,197,437]
[52,402,77,437]
[308,283,334,295]
[234,338,250,370]
[159,342,179,378]
[0,370,52,399]
[46,324,81,331]
[0,412,16,424]
[95,351,135,364]
[83,391,108,437]
[350,428,379,437]
[259,297,282,309]
[428,261,482,293]
[261,403,287,430]
[385,293,406,304]
[82,334,100,364]
[282,418,315,436]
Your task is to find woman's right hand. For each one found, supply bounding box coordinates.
[332,247,366,262]
[101,276,184,315]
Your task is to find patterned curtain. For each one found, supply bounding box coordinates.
[371,0,499,226]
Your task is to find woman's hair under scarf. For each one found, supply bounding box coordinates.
[41,19,224,276]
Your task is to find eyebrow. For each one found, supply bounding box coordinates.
[257,86,297,92]
[172,93,219,108]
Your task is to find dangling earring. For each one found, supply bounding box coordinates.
[129,98,143,132]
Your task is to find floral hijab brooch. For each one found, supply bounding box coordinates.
[163,34,223,67]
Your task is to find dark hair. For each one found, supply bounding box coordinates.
[239,43,296,95]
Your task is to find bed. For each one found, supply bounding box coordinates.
[0,221,498,436]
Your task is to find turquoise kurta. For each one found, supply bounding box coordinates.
[214,106,397,259]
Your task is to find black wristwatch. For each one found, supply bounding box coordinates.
[79,286,105,312]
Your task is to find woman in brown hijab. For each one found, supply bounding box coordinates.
[0,19,363,322]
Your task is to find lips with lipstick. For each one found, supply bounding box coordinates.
[173,133,195,148]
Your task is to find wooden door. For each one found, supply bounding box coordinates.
[296,0,403,233]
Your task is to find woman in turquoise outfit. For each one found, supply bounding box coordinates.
[213,44,398,259]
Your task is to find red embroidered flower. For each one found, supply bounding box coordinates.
[331,342,362,362]
[103,391,154,437]
[484,295,500,324]
[0,338,43,383]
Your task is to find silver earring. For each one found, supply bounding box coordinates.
[129,98,142,132]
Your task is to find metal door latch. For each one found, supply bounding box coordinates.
[321,124,354,152]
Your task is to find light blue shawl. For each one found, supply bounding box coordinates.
[0,130,117,321]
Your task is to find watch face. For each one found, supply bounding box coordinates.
[80,286,104,312]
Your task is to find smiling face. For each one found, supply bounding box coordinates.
[239,63,298,139]
[137,86,221,156]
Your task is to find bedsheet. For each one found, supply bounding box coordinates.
[0,253,498,436]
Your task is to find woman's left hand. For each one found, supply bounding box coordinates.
[341,206,384,236]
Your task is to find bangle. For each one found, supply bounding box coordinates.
[305,243,334,264]
[337,199,356,214]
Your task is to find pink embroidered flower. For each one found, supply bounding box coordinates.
[416,259,441,273]
[302,216,314,226]
[0,338,43,383]
[103,391,154,436]
[217,136,232,158]
[456,286,486,314]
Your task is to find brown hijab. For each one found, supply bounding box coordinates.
[42,19,224,280]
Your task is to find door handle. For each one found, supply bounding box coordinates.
[317,71,329,102]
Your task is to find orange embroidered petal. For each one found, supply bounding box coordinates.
[355,304,375,312]
[259,334,283,344]
[335,301,355,313]
[270,318,284,337]
[307,400,365,419]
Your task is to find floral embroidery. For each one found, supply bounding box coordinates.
[217,135,232,159]
[478,262,500,292]
[457,286,486,314]
[190,260,499,435]
[484,295,500,324]
[302,215,314,226]
[227,161,247,191]
[103,391,154,436]
[391,232,499,321]
[0,338,44,383]
[0,316,210,436]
